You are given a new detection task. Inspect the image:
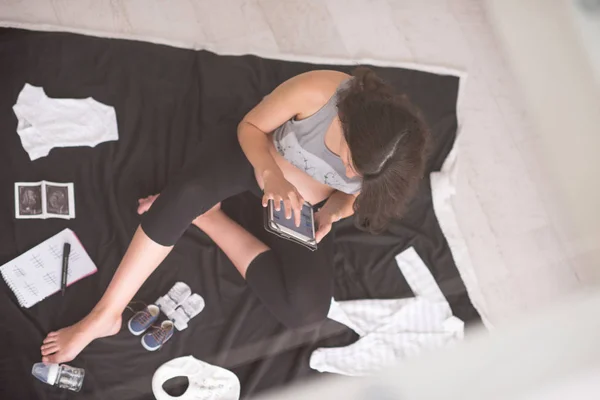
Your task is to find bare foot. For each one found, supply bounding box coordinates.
[192,202,222,228]
[137,194,159,215]
[40,312,122,364]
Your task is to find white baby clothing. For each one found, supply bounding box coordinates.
[310,247,464,376]
[152,356,240,400]
[12,83,118,160]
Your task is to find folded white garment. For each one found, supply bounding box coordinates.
[12,83,118,160]
[310,247,464,376]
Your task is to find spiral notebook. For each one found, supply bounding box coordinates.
[0,228,97,308]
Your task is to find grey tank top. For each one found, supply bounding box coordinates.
[272,79,362,195]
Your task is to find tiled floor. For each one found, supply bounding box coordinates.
[0,0,590,326]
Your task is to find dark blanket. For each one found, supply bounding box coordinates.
[0,29,480,400]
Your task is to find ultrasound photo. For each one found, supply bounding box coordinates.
[17,184,43,216]
[14,181,75,219]
[45,185,69,215]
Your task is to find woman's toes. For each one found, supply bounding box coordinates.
[41,346,58,356]
[43,336,57,344]
[137,199,151,213]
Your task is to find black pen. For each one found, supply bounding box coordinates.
[61,243,71,296]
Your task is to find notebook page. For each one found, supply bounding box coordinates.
[0,228,97,308]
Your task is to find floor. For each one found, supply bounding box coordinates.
[0,0,592,327]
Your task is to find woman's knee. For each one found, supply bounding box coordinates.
[246,250,332,329]
[287,289,331,329]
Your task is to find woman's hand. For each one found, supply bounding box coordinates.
[262,170,305,227]
[314,208,341,243]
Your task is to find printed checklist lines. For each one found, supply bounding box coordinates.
[0,228,97,308]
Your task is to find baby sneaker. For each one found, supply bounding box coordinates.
[127,305,160,336]
[170,293,205,331]
[155,282,191,318]
[141,320,174,351]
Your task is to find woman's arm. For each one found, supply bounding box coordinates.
[315,190,358,242]
[237,71,346,176]
[237,121,281,185]
[238,74,319,180]
[237,70,349,223]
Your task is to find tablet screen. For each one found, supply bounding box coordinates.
[272,202,314,239]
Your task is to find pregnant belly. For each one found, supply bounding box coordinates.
[254,144,335,205]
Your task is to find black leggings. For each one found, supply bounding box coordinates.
[141,130,333,329]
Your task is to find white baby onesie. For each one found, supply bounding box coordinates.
[12,83,118,160]
[310,247,465,376]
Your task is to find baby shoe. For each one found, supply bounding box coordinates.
[128,305,160,336]
[141,320,174,351]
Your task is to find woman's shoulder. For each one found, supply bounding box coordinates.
[299,70,350,83]
[288,70,350,118]
[294,70,350,95]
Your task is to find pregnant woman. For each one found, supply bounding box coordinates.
[40,68,430,363]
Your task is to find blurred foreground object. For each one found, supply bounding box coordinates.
[259,2,600,398]
[259,289,600,400]
[487,0,600,284]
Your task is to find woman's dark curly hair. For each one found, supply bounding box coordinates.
[337,67,431,233]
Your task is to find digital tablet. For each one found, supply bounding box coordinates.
[265,200,317,251]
